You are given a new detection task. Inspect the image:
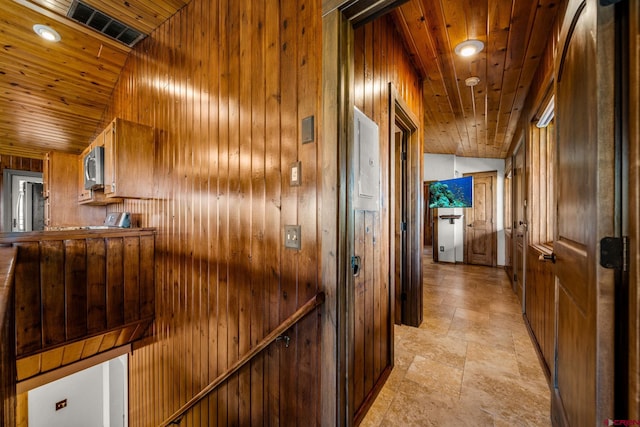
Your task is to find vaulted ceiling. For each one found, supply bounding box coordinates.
[0,0,189,159]
[0,0,560,160]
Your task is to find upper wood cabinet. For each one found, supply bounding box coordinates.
[103,118,155,199]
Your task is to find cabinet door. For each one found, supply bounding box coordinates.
[103,122,116,196]
[103,118,155,199]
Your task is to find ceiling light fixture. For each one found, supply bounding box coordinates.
[465,76,480,87]
[33,24,61,42]
[455,39,484,57]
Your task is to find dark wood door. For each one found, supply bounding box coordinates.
[513,141,526,300]
[552,0,616,424]
[464,171,496,266]
[423,182,433,247]
[351,107,392,423]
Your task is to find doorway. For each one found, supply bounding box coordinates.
[423,182,434,247]
[512,140,526,302]
[320,8,424,426]
[2,169,44,232]
[463,171,497,267]
[26,355,128,427]
[390,86,422,328]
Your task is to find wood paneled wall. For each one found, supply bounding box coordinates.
[525,244,555,378]
[0,156,43,233]
[103,0,323,424]
[352,14,423,421]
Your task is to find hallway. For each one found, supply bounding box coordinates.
[361,252,551,426]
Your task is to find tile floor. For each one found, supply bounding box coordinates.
[361,251,551,426]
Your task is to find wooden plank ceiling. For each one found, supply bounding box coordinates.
[392,0,560,158]
[0,0,559,160]
[0,0,188,159]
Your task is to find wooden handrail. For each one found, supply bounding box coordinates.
[159,291,325,427]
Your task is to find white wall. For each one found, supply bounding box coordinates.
[425,154,505,266]
[28,355,128,427]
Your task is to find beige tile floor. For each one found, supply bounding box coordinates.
[361,252,551,426]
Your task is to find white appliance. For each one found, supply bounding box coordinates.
[83,146,104,189]
[13,179,45,232]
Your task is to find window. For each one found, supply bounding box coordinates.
[528,94,555,245]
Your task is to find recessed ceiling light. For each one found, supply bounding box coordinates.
[455,40,484,57]
[33,24,61,42]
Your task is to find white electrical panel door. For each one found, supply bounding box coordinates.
[353,107,380,211]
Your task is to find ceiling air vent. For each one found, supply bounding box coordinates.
[67,0,146,47]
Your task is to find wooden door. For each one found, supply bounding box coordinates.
[504,161,513,280]
[552,0,616,424]
[102,122,115,197]
[351,107,392,424]
[464,171,496,266]
[423,182,433,247]
[393,126,404,325]
[513,141,526,300]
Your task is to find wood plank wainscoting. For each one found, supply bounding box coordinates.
[524,244,555,379]
[95,0,423,424]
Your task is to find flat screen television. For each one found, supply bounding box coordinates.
[429,176,473,208]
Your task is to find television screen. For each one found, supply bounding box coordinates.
[429,176,473,208]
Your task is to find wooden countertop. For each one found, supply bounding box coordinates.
[0,227,155,243]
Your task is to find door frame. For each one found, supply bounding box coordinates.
[321,9,352,426]
[389,84,422,327]
[2,169,43,232]
[629,0,640,419]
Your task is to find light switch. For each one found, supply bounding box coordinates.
[302,116,314,143]
[284,225,301,250]
[290,161,301,186]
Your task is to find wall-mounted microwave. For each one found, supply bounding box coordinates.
[84,146,104,189]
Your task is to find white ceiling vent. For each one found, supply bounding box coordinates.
[67,0,146,47]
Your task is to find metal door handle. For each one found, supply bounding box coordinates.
[467,224,472,227]
[351,255,361,276]
[538,253,556,263]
